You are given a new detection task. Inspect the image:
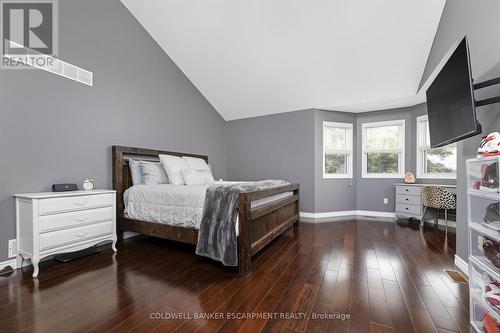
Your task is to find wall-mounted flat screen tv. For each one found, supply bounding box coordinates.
[426,37,482,148]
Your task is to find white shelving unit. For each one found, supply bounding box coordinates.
[466,156,500,332]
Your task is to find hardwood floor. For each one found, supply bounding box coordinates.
[0,220,470,333]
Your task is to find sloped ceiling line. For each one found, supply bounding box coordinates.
[121,0,446,120]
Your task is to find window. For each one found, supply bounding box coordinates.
[323,122,353,178]
[362,120,405,178]
[416,115,457,179]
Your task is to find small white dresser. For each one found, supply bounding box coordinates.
[14,190,117,278]
[394,183,457,220]
[395,184,423,219]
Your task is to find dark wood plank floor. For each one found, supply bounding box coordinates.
[0,220,471,333]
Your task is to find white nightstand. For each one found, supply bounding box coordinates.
[14,190,117,278]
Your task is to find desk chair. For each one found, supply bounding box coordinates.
[421,186,456,232]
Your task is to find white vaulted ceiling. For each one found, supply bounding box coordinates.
[121,0,446,120]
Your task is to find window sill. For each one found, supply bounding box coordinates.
[417,174,457,180]
[361,173,404,179]
[323,174,353,179]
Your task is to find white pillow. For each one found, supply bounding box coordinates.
[141,161,168,185]
[182,156,209,170]
[128,159,143,185]
[159,154,190,185]
[181,169,215,186]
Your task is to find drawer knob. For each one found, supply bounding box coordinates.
[405,198,409,201]
[75,217,88,222]
[75,233,88,238]
[73,201,88,207]
[405,208,409,210]
[405,189,409,192]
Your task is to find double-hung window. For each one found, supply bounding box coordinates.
[362,120,405,178]
[416,115,457,179]
[323,122,353,178]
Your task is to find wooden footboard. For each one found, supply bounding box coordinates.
[237,184,300,275]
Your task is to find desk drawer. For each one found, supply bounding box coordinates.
[39,221,114,251]
[39,207,114,232]
[396,194,420,206]
[39,194,114,215]
[396,186,420,196]
[396,203,421,216]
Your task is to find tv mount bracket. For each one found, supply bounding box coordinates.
[474,76,500,107]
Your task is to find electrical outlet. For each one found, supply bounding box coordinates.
[383,198,388,205]
[8,239,16,258]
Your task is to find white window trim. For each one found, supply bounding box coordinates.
[323,121,353,179]
[362,119,405,179]
[416,115,457,179]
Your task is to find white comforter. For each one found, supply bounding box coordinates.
[124,181,291,229]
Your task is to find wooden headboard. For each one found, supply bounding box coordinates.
[112,146,208,216]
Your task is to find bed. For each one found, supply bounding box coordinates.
[112,146,300,275]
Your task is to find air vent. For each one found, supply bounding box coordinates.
[3,41,93,86]
[40,55,93,86]
[444,270,468,284]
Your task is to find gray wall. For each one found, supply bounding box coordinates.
[225,109,359,214]
[227,105,457,214]
[421,0,500,261]
[419,0,500,90]
[0,0,227,262]
[314,110,357,213]
[355,104,455,212]
[226,110,316,212]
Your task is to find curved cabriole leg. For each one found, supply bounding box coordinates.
[32,257,40,278]
[112,238,118,252]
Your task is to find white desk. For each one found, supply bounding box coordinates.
[394,183,457,220]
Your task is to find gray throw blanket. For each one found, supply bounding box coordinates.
[195,180,288,266]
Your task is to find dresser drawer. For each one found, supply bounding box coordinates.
[396,194,421,206]
[396,186,420,196]
[39,194,114,215]
[396,203,421,216]
[39,221,114,251]
[39,207,114,232]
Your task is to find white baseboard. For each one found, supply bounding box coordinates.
[421,217,457,228]
[0,257,31,271]
[0,258,17,271]
[357,210,396,219]
[300,210,396,223]
[300,210,357,219]
[434,219,457,228]
[454,255,469,276]
[299,210,458,228]
[123,231,139,239]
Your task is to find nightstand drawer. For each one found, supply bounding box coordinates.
[396,194,420,206]
[39,207,114,232]
[396,203,421,215]
[39,221,114,251]
[39,194,114,215]
[396,186,420,196]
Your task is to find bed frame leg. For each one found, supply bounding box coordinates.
[293,189,300,235]
[238,193,252,276]
[238,251,251,276]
